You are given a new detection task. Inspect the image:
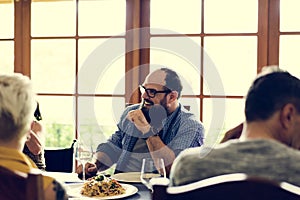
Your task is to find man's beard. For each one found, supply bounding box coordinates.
[141,96,169,124]
[159,96,170,115]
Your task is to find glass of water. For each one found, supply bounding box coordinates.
[140,158,166,192]
[75,139,93,181]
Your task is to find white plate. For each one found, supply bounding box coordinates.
[111,172,161,183]
[66,183,138,199]
[111,172,142,183]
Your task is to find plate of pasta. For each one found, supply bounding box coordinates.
[67,174,138,199]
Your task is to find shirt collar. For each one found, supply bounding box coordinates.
[162,104,181,129]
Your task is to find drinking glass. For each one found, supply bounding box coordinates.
[140,158,166,192]
[75,140,93,181]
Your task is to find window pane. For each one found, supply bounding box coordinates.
[31,39,76,93]
[150,37,201,95]
[78,38,125,94]
[36,96,75,148]
[0,41,14,74]
[280,0,300,31]
[203,36,257,95]
[78,0,125,36]
[94,56,125,94]
[205,0,258,33]
[150,0,201,34]
[0,1,13,38]
[203,98,245,145]
[279,35,300,79]
[180,98,200,120]
[78,97,125,150]
[31,0,76,36]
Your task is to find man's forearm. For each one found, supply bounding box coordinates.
[94,151,114,172]
[146,136,175,176]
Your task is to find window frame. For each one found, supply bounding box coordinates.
[11,0,281,144]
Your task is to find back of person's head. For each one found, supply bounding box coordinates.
[0,74,35,142]
[161,68,183,98]
[245,66,300,122]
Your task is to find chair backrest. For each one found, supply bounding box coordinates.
[0,166,44,200]
[44,139,76,172]
[152,173,300,200]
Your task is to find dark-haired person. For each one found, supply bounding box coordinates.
[0,73,67,200]
[23,102,46,170]
[170,66,300,186]
[76,67,204,178]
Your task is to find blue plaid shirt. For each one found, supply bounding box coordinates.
[96,103,204,172]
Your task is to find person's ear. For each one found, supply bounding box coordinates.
[168,91,178,103]
[280,103,297,130]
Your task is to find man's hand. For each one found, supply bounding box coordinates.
[127,110,151,134]
[75,161,97,180]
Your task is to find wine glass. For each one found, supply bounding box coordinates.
[75,140,93,181]
[140,158,166,192]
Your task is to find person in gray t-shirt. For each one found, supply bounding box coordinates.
[170,66,300,186]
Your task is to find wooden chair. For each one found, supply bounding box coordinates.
[44,139,76,172]
[0,166,44,200]
[152,173,300,200]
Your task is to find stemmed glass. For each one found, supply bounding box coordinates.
[140,158,166,192]
[75,140,93,181]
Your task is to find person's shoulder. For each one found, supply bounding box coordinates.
[179,105,199,121]
[217,139,299,156]
[43,175,56,188]
[238,139,287,149]
[43,176,68,200]
[191,139,240,158]
[259,139,300,154]
[179,108,204,129]
[216,139,240,148]
[179,146,203,157]
[172,147,203,171]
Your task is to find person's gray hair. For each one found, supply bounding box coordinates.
[0,73,35,141]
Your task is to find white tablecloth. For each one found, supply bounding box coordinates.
[42,171,82,183]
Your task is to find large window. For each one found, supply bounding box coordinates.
[150,0,258,144]
[279,0,300,79]
[0,0,287,148]
[0,0,14,74]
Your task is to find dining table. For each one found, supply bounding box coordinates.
[43,172,152,200]
[121,183,152,200]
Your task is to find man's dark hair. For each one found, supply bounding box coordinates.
[245,71,300,122]
[161,68,183,98]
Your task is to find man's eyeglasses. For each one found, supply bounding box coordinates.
[139,85,172,98]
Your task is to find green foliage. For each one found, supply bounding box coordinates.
[45,122,116,148]
[45,123,74,148]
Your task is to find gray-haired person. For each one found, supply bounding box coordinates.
[0,73,67,200]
